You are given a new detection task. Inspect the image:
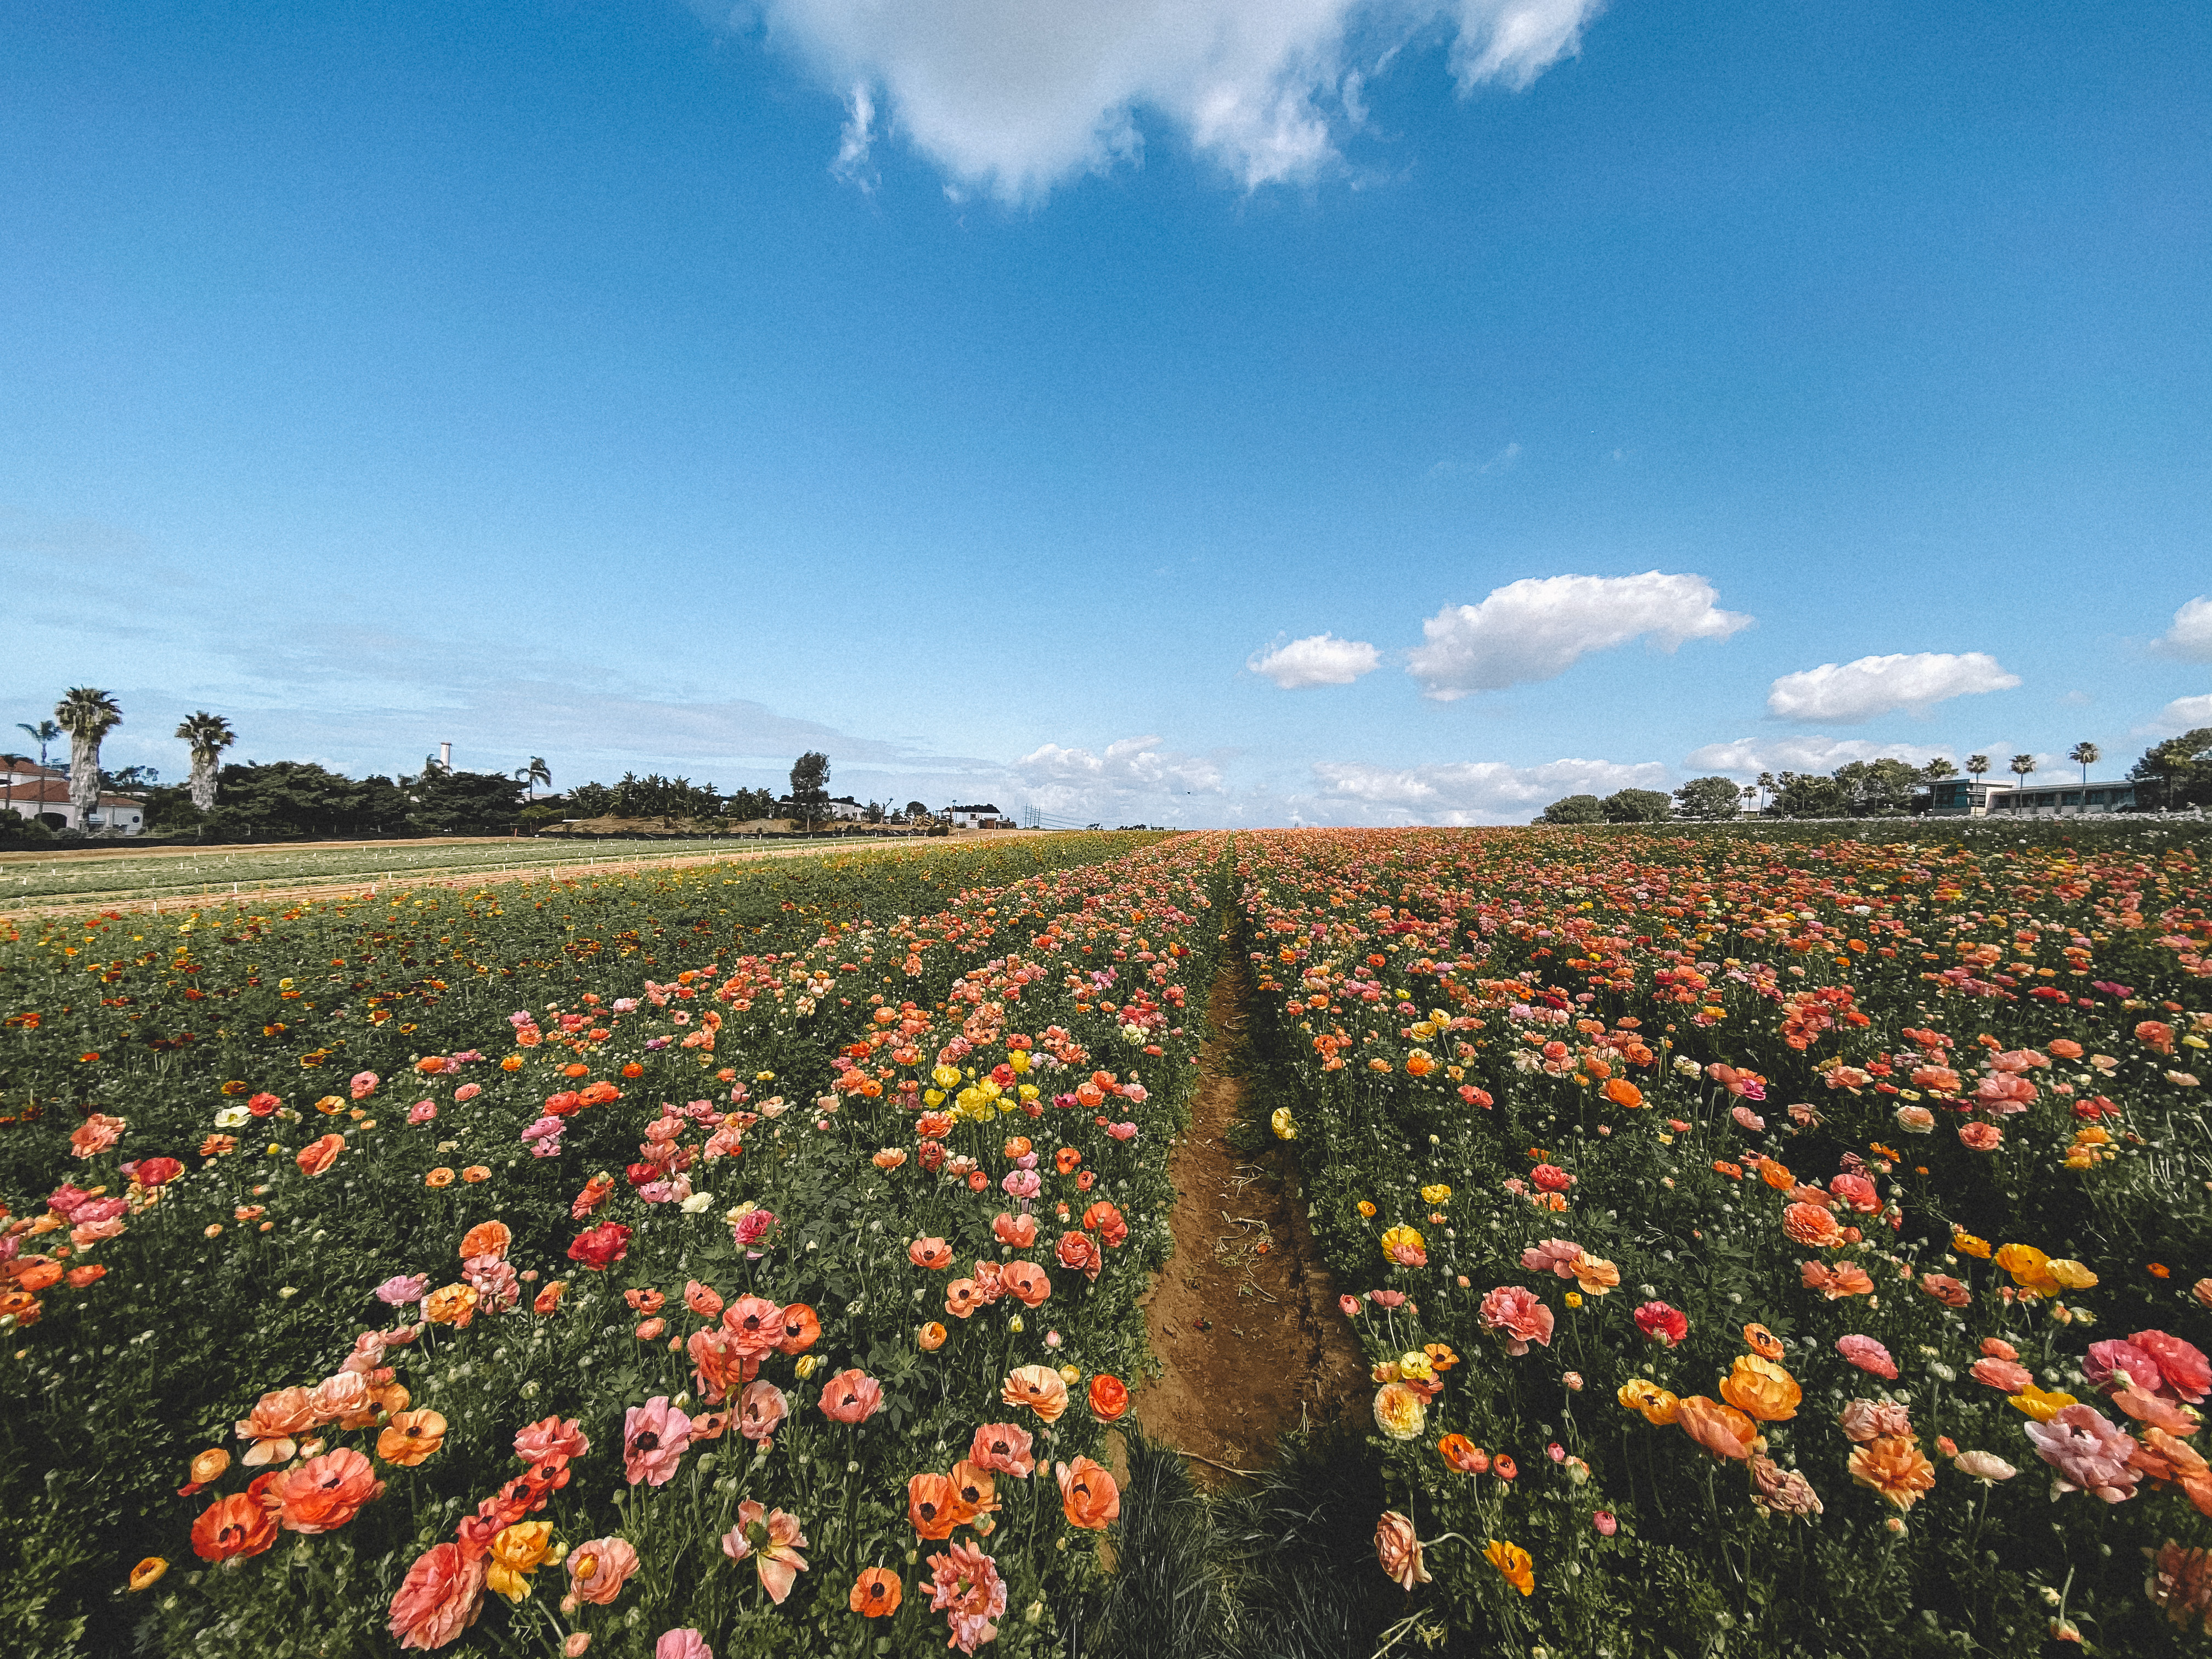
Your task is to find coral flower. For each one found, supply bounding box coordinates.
[1438,1433,1489,1474]
[970,1423,1037,1477]
[946,1279,984,1319]
[1375,1511,1430,1590]
[721,1294,783,1357]
[992,1212,1040,1250]
[775,1303,821,1356]
[1633,1302,1688,1346]
[909,1237,954,1270]
[1836,1334,1899,1380]
[1719,1355,1801,1423]
[909,1472,960,1540]
[622,1396,693,1486]
[1742,1324,1785,1361]
[1848,1435,1937,1510]
[1001,1261,1053,1307]
[850,1567,902,1617]
[1675,1396,1758,1461]
[1088,1374,1130,1421]
[190,1492,278,1562]
[820,1368,883,1425]
[2134,1331,2212,1403]
[1484,1538,1535,1596]
[1477,1285,1555,1355]
[684,1280,724,1319]
[566,1537,640,1606]
[722,1500,809,1604]
[926,1539,1007,1656]
[1971,1357,2035,1394]
[947,1460,998,1524]
[737,1380,787,1444]
[514,1415,589,1463]
[1056,1231,1103,1281]
[296,1134,345,1176]
[2148,1541,2212,1632]
[377,1410,449,1468]
[1002,1364,1069,1422]
[1957,1121,2003,1152]
[388,1543,488,1651]
[1782,1203,1846,1248]
[458,1220,511,1260]
[236,1386,315,1466]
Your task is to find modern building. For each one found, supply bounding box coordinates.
[1,760,147,833]
[1927,776,2137,817]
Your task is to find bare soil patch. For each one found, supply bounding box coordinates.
[1132,955,1365,1481]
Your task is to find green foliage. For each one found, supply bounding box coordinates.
[567,774,730,822]
[2132,727,2212,809]
[1600,789,1674,823]
[202,762,414,838]
[1772,771,1850,818]
[1672,777,1743,822]
[405,768,525,836]
[1540,795,1604,825]
[140,786,204,834]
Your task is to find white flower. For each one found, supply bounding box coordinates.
[214,1105,250,1128]
[680,1191,712,1215]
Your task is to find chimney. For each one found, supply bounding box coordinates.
[440,742,452,769]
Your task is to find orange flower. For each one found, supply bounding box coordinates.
[423,1284,479,1328]
[267,1447,384,1533]
[1847,1435,1937,1510]
[907,1472,959,1540]
[1719,1355,1801,1423]
[377,1410,448,1467]
[1782,1203,1846,1249]
[850,1567,903,1617]
[1088,1374,1130,1421]
[1743,1324,1785,1361]
[1758,1159,1796,1190]
[424,1167,456,1188]
[128,1556,168,1592]
[776,1303,821,1356]
[236,1386,314,1466]
[1675,1395,1758,1460]
[918,1321,948,1351]
[190,1492,277,1561]
[1056,1456,1121,1529]
[295,1134,344,1177]
[947,1460,998,1523]
[1484,1538,1534,1596]
[1603,1078,1643,1109]
[1437,1433,1489,1474]
[459,1221,512,1260]
[460,1165,491,1183]
[1002,1364,1070,1422]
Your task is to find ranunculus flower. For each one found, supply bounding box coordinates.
[926,1539,1006,1656]
[2024,1404,2142,1503]
[1836,1334,1898,1379]
[1056,1457,1121,1529]
[1002,1364,1069,1421]
[1675,1395,1758,1460]
[1088,1374,1130,1421]
[566,1537,640,1606]
[737,1380,787,1444]
[1848,1436,1937,1510]
[191,1492,278,1562]
[388,1543,487,1651]
[1373,1381,1427,1441]
[1477,1285,1554,1355]
[721,1500,808,1604]
[622,1396,693,1486]
[1374,1511,1430,1590]
[2132,1331,2212,1403]
[514,1415,588,1463]
[819,1368,883,1425]
[1633,1301,1688,1346]
[1971,1357,2036,1394]
[567,1222,632,1271]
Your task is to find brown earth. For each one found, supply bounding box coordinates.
[1131,955,1365,1482]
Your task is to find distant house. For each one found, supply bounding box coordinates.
[1,761,145,833]
[775,794,868,823]
[945,803,1012,830]
[1927,777,2137,817]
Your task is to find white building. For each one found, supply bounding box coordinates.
[1,760,146,833]
[945,803,1013,830]
[775,794,869,823]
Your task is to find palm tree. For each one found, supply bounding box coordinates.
[175,712,236,812]
[2068,742,2100,789]
[515,757,553,798]
[1754,771,1776,812]
[2010,754,2037,788]
[54,688,122,831]
[18,719,60,774]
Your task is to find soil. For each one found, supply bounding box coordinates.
[1131,954,1366,1482]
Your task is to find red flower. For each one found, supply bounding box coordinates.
[1633,1301,1688,1346]
[567,1222,633,1271]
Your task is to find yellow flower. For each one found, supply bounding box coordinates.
[128,1557,168,1593]
[1618,1379,1680,1425]
[2047,1259,2100,1290]
[486,1522,558,1602]
[1570,1250,1620,1296]
[1718,1353,1801,1423]
[1420,1183,1452,1204]
[1271,1107,1297,1141]
[1994,1244,2061,1297]
[1484,1539,1534,1596]
[1564,1290,1584,1309]
[1008,1051,1031,1074]
[924,1088,945,1105]
[932,1065,962,1090]
[1357,1200,1377,1218]
[1953,1231,1993,1260]
[1397,1351,1436,1383]
[1380,1224,1425,1262]
[2008,1381,2079,1423]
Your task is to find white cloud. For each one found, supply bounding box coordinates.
[1426,439,1520,479]
[1014,735,1224,822]
[743,0,1606,199]
[1405,571,1750,701]
[1247,633,1381,688]
[1765,652,2021,724]
[1685,736,1952,778]
[832,82,878,189]
[1311,755,1665,825]
[2151,692,2212,732]
[2154,597,2212,662]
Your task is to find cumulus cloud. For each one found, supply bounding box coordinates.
[1311,755,1666,825]
[1685,736,1951,778]
[1015,735,1224,821]
[2150,692,2212,732]
[741,0,1607,199]
[1764,652,2020,724]
[1405,571,1750,701]
[2154,596,2212,662]
[1247,633,1381,688]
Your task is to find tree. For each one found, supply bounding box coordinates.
[1539,794,1604,825]
[2010,754,2037,787]
[789,752,830,832]
[55,687,122,831]
[2130,728,2212,810]
[203,762,412,838]
[140,785,204,834]
[1754,771,1776,812]
[905,800,929,822]
[17,719,60,773]
[1833,758,1923,816]
[409,768,527,835]
[515,757,553,798]
[176,712,236,811]
[1922,757,1957,781]
[1672,776,1742,821]
[1773,773,1849,818]
[1966,754,1989,780]
[1600,788,1673,823]
[2068,742,2100,788]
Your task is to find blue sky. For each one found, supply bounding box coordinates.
[2,0,2206,825]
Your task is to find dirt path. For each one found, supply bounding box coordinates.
[1133,953,1365,1480]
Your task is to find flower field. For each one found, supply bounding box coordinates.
[5,822,2211,1658]
[1240,825,2212,1655]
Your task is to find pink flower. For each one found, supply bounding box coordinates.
[1973,1071,2037,1113]
[1520,1239,1582,1279]
[723,1295,785,1358]
[2085,1339,2164,1396]
[819,1368,883,1425]
[1836,1335,1898,1380]
[622,1397,692,1486]
[1001,1168,1042,1200]
[1957,1121,2003,1152]
[653,1631,712,1659]
[565,1537,639,1605]
[1477,1285,1555,1356]
[1828,1172,1880,1214]
[349,1071,380,1101]
[721,1500,808,1603]
[376,1274,431,1306]
[1839,1398,1915,1443]
[1731,1105,1765,1131]
[514,1416,589,1463]
[2131,1330,2212,1403]
[1633,1302,1688,1346]
[1593,1510,1617,1536]
[1104,1120,1139,1141]
[408,1102,438,1125]
[2023,1404,2141,1503]
[731,1208,776,1248]
[969,1423,1037,1478]
[927,1539,1008,1655]
[1970,1357,2035,1393]
[737,1380,788,1444]
[388,1543,487,1651]
[1339,1293,1362,1318]
[453,1082,482,1102]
